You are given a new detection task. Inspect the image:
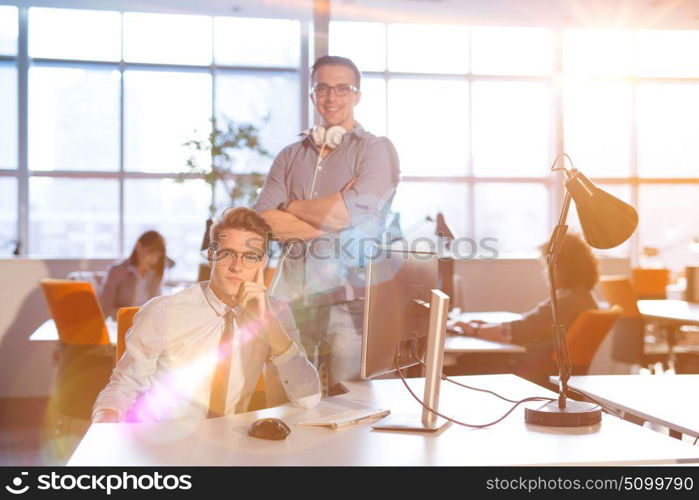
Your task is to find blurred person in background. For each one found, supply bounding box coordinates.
[99,230,168,320]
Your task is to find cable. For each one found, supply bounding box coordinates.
[409,349,554,405]
[409,348,617,421]
[394,353,558,429]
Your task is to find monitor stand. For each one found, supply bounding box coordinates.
[372,289,451,433]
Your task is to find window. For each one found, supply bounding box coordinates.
[471,27,553,76]
[124,70,212,174]
[387,24,468,74]
[329,22,385,72]
[29,177,119,257]
[124,179,211,282]
[0,6,18,56]
[392,182,468,240]
[215,71,301,172]
[563,81,632,178]
[123,12,212,65]
[638,185,699,267]
[29,66,120,171]
[9,8,303,281]
[471,81,551,178]
[28,8,121,61]
[0,177,17,255]
[388,78,469,177]
[330,21,699,264]
[474,183,549,253]
[637,83,699,178]
[0,64,17,169]
[214,17,300,67]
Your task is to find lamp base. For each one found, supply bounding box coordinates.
[525,399,602,427]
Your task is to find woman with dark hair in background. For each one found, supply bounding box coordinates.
[455,233,600,385]
[99,231,168,320]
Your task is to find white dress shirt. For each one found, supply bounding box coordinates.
[93,282,321,422]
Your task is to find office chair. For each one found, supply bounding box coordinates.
[116,306,140,363]
[598,275,648,367]
[40,279,114,423]
[562,306,623,375]
[631,268,670,300]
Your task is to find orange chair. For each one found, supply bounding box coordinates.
[263,266,276,289]
[116,306,140,363]
[40,279,110,345]
[557,306,623,374]
[599,275,650,367]
[40,279,114,421]
[599,275,641,318]
[631,268,670,300]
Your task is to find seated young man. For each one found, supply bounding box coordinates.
[93,207,321,422]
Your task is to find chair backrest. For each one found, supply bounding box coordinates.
[563,305,623,372]
[598,275,641,318]
[116,306,140,363]
[263,266,276,289]
[631,268,670,299]
[40,278,110,345]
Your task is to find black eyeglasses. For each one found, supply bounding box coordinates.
[209,248,264,268]
[311,83,359,98]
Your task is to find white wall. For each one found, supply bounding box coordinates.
[0,258,115,398]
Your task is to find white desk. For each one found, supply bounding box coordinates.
[449,310,523,325]
[68,374,699,466]
[561,374,699,440]
[638,300,699,326]
[29,318,118,344]
[445,336,525,354]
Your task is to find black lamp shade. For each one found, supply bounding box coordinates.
[565,170,638,249]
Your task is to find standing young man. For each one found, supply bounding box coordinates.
[92,207,320,422]
[254,56,400,390]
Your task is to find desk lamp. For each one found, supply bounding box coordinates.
[525,154,638,427]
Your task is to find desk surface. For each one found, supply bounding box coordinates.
[445,335,525,354]
[638,300,699,325]
[68,374,699,466]
[562,374,699,439]
[29,318,118,344]
[445,310,525,354]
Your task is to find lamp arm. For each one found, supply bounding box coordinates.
[545,190,573,409]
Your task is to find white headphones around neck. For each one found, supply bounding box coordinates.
[305,125,347,150]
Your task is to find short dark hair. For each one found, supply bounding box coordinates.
[311,55,361,89]
[544,233,599,290]
[210,207,273,252]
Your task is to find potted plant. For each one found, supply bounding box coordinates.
[177,116,271,280]
[177,116,271,216]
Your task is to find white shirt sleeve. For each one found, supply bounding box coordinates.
[268,301,322,409]
[92,298,166,421]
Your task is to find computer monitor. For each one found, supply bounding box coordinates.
[361,247,450,432]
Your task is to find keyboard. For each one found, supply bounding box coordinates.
[297,408,391,430]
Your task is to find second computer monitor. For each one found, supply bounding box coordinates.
[361,248,438,380]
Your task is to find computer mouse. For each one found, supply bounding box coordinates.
[247,418,291,441]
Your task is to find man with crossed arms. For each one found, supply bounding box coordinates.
[254,55,400,390]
